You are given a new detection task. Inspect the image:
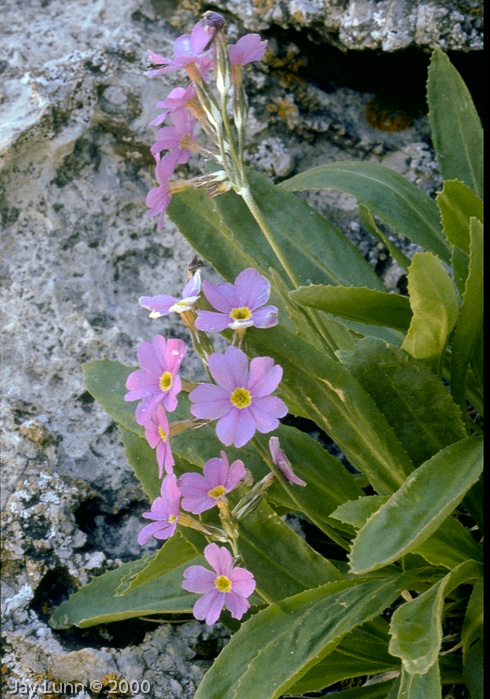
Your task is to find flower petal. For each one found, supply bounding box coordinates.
[195,310,231,332]
[234,268,271,309]
[182,565,216,593]
[202,279,236,312]
[250,305,278,328]
[225,591,251,620]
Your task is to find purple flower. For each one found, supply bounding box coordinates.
[182,543,255,624]
[146,151,180,230]
[145,404,175,478]
[189,345,287,448]
[150,84,196,126]
[195,268,278,332]
[269,436,306,487]
[145,24,213,78]
[138,474,181,545]
[124,335,187,425]
[178,451,246,514]
[139,269,202,318]
[151,109,197,163]
[228,34,268,66]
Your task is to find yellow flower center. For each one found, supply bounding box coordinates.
[208,485,227,500]
[168,514,177,524]
[215,575,232,593]
[159,371,173,392]
[230,387,251,409]
[230,306,252,321]
[158,426,168,442]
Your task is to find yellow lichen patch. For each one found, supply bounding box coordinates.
[365,99,414,132]
[252,0,276,16]
[267,96,299,121]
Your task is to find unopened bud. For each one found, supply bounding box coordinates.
[201,11,226,29]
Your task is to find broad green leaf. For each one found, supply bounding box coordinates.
[236,501,343,604]
[194,571,421,699]
[349,437,483,574]
[116,530,202,596]
[168,168,384,292]
[450,218,483,415]
[50,555,201,628]
[312,680,397,698]
[462,577,483,660]
[388,663,441,699]
[437,180,483,254]
[412,515,483,570]
[331,495,389,529]
[347,338,466,467]
[402,253,459,374]
[389,560,481,674]
[451,245,470,298]
[281,161,450,263]
[464,638,483,699]
[427,50,483,199]
[119,425,161,500]
[82,359,142,436]
[249,325,415,495]
[291,284,412,332]
[289,618,399,694]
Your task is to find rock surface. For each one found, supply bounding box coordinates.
[212,0,483,51]
[1,0,482,696]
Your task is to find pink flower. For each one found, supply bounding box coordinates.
[138,474,181,545]
[145,404,175,477]
[189,345,287,448]
[151,109,197,163]
[178,451,246,514]
[146,151,180,230]
[145,24,213,77]
[139,269,202,318]
[150,84,196,126]
[228,34,268,66]
[195,268,278,332]
[269,437,306,486]
[124,335,187,425]
[182,543,255,624]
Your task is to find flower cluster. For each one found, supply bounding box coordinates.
[144,12,267,228]
[125,12,306,627]
[125,264,305,624]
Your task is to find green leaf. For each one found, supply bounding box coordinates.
[450,218,483,415]
[168,168,384,292]
[389,663,441,699]
[437,180,483,254]
[464,638,483,699]
[281,161,450,264]
[249,325,415,496]
[291,285,412,332]
[427,50,483,199]
[236,501,343,604]
[194,571,421,699]
[347,338,467,467]
[389,560,481,674]
[349,437,483,574]
[82,359,142,436]
[412,515,483,570]
[462,577,483,660]
[119,425,161,500]
[50,555,201,629]
[331,495,389,529]
[116,530,202,596]
[289,618,399,695]
[402,253,459,374]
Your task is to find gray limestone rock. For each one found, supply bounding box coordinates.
[212,0,483,51]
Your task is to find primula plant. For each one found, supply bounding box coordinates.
[51,12,483,699]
